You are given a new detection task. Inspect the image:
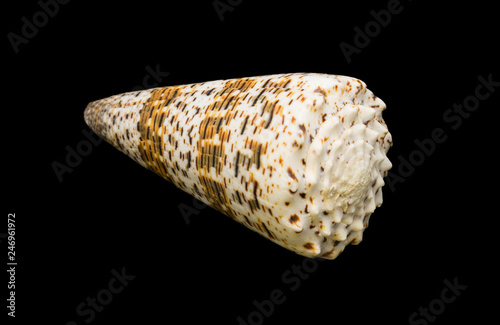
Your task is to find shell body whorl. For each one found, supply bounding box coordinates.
[84,73,392,259]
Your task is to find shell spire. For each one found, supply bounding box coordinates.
[84,73,392,259]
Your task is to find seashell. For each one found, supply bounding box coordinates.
[84,73,392,259]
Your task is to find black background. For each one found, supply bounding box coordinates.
[3,0,498,324]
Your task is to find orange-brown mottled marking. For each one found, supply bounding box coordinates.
[195,79,276,229]
[135,76,310,244]
[287,167,298,182]
[138,85,186,183]
[314,87,327,97]
[289,214,300,225]
[224,77,259,92]
[199,175,233,216]
[303,242,314,250]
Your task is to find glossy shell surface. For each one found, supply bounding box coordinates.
[84,73,392,259]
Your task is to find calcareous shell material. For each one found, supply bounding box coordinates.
[84,73,392,259]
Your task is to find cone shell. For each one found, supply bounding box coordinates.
[84,73,392,259]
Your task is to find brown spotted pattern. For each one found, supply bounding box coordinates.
[84,73,392,259]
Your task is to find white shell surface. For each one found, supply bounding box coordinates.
[84,73,392,259]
